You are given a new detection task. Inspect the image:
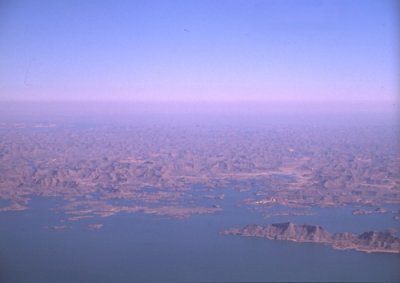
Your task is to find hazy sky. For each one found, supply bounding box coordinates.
[0,0,398,104]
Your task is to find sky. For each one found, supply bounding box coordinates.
[0,0,398,108]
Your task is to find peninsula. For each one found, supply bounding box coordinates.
[223,222,400,254]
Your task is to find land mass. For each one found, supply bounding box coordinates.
[0,121,399,222]
[223,222,400,254]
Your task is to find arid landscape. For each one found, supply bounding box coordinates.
[1,0,399,281]
[1,120,399,250]
[224,222,400,254]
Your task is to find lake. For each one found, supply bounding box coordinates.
[0,190,399,283]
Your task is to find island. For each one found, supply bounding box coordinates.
[87,223,104,230]
[223,222,400,254]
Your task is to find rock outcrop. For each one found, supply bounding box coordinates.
[223,222,400,254]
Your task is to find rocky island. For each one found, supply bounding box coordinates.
[223,222,400,254]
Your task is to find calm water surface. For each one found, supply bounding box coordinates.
[0,190,399,283]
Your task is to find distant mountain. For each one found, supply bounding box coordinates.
[223,222,400,254]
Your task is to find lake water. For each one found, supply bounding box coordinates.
[0,190,399,283]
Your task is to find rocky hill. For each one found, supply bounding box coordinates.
[223,222,400,254]
[0,122,399,220]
